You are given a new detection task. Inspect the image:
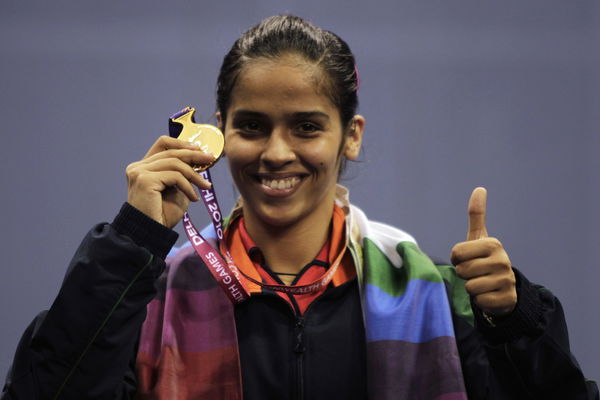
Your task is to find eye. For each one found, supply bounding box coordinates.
[234,120,266,137]
[296,122,320,136]
[242,120,262,132]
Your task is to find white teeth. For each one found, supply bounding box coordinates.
[261,177,301,190]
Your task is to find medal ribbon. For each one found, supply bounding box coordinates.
[181,169,348,304]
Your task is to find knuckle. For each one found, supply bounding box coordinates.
[463,279,475,293]
[455,264,468,280]
[496,258,513,273]
[450,244,459,256]
[483,294,500,309]
[488,298,501,310]
[508,291,518,305]
[474,294,488,308]
[158,135,172,145]
[154,135,176,152]
[125,160,139,171]
[125,163,140,179]
[497,275,513,288]
[487,237,502,250]
[450,246,462,265]
[136,171,153,184]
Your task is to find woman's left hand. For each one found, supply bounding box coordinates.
[451,187,517,317]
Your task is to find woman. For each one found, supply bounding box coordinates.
[2,15,597,400]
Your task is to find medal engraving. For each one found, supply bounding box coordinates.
[169,107,224,171]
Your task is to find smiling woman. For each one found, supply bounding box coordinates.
[222,54,364,274]
[2,14,598,400]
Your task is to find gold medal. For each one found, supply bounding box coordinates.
[169,107,224,171]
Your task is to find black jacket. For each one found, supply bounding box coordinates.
[2,203,598,399]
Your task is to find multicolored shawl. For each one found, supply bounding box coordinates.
[136,186,468,399]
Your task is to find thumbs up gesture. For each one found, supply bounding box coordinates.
[451,187,517,317]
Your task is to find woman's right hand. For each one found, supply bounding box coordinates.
[125,136,215,228]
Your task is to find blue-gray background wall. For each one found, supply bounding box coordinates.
[1,0,599,384]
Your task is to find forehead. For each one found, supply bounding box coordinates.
[227,55,337,116]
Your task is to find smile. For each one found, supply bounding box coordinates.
[261,176,301,190]
[253,173,306,197]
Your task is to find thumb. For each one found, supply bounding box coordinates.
[467,187,488,241]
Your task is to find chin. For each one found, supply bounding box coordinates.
[251,203,305,229]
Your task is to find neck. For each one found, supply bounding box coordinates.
[243,203,334,278]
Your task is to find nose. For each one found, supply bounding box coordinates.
[260,130,296,169]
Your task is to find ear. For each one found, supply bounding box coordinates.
[215,112,223,131]
[343,115,365,160]
[215,112,228,157]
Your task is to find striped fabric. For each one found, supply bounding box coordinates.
[344,186,467,400]
[136,186,468,399]
[362,240,467,399]
[136,241,243,399]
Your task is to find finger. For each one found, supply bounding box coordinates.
[133,158,212,189]
[143,136,212,158]
[141,148,216,168]
[189,170,212,190]
[463,274,513,296]
[451,237,502,265]
[455,258,495,280]
[467,187,488,241]
[473,290,517,316]
[155,171,201,202]
[134,170,200,202]
[455,254,511,280]
[464,275,498,297]
[127,160,212,194]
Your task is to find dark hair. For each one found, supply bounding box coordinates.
[216,15,359,129]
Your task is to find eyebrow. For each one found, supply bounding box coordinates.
[232,110,330,121]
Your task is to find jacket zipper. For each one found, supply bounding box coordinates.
[288,279,358,400]
[294,316,305,400]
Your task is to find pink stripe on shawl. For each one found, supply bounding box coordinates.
[139,287,237,358]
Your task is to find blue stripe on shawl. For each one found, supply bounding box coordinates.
[365,279,455,343]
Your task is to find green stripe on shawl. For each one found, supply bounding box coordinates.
[363,240,443,296]
[436,264,474,326]
[363,238,474,326]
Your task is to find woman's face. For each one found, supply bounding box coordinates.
[221,55,363,229]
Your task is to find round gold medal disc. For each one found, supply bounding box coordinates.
[170,107,224,171]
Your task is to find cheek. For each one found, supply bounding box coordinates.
[301,142,343,173]
[224,138,257,167]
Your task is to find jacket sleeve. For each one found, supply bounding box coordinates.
[1,203,178,400]
[441,265,599,400]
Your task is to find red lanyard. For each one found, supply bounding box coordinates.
[181,169,347,304]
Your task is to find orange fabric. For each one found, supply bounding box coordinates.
[221,204,356,314]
